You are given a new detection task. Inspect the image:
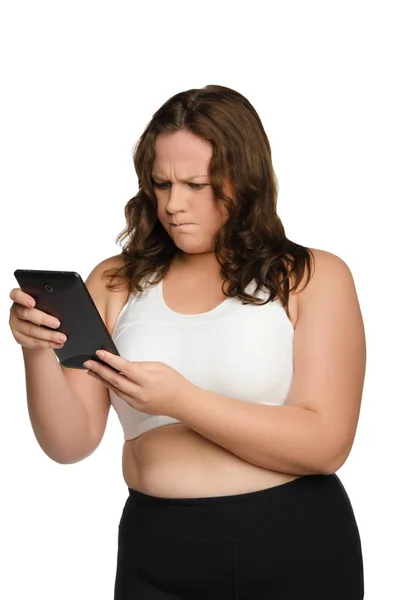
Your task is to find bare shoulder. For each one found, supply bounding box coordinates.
[88,253,131,337]
[85,253,126,311]
[86,252,125,288]
[296,247,358,305]
[282,248,348,327]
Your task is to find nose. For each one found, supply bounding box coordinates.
[165,183,189,217]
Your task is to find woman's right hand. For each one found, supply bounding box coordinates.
[9,288,68,350]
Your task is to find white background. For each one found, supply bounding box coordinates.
[1,1,395,598]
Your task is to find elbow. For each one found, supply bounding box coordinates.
[40,439,99,465]
[320,444,352,475]
[52,452,91,465]
[311,423,355,475]
[303,437,351,476]
[320,462,340,476]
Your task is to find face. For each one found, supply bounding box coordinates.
[152,129,232,260]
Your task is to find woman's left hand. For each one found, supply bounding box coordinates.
[83,350,195,418]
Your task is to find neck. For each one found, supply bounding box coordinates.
[173,251,223,277]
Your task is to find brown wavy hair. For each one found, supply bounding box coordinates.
[103,84,314,319]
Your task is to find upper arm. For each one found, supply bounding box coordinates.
[286,249,367,472]
[60,256,121,448]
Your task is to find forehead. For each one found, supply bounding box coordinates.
[153,131,212,173]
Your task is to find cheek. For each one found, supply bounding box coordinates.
[211,201,227,224]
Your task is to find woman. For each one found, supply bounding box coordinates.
[9,85,366,599]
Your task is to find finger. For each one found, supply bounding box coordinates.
[88,371,118,393]
[88,371,136,405]
[16,304,61,329]
[85,360,141,397]
[95,350,132,375]
[19,320,66,345]
[10,288,36,307]
[87,370,114,388]
[12,330,65,349]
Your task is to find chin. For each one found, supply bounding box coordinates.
[173,240,211,253]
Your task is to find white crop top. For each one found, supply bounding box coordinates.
[109,275,295,440]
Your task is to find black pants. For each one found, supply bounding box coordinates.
[114,473,364,599]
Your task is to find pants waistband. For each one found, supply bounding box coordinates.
[122,473,355,541]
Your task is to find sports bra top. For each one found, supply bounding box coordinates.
[109,275,294,440]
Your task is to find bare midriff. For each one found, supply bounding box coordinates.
[108,263,301,498]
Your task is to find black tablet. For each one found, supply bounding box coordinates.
[14,269,121,372]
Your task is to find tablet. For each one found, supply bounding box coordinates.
[14,269,121,372]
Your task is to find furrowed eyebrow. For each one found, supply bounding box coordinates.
[151,174,208,182]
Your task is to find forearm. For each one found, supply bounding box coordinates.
[22,347,93,464]
[175,386,335,476]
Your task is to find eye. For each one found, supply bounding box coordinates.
[153,182,207,191]
[189,183,206,190]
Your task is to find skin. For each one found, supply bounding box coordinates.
[84,349,194,417]
[82,129,234,410]
[152,129,233,275]
[82,130,365,481]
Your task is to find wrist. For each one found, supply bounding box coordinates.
[172,381,201,421]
